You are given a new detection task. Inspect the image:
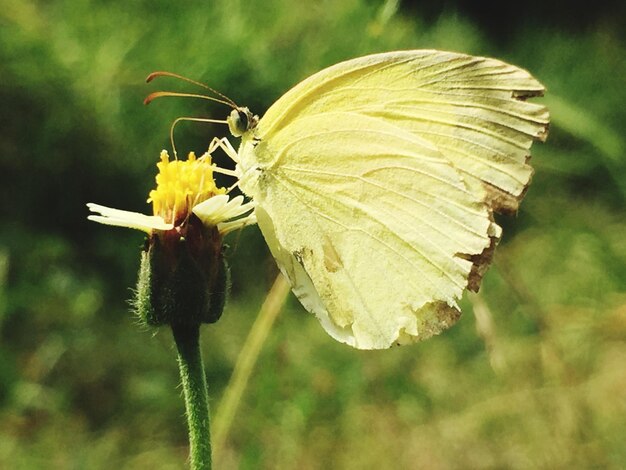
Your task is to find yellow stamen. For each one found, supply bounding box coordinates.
[148,150,226,225]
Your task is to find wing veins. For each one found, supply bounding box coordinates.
[272,126,443,167]
[288,171,483,265]
[281,164,488,240]
[434,141,530,186]
[412,127,531,162]
[349,57,415,85]
[369,107,539,147]
[404,57,485,84]
[408,88,546,103]
[344,96,547,124]
[277,190,388,339]
[416,67,522,88]
[273,174,466,298]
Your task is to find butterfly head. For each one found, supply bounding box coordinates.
[227,107,259,137]
[144,71,259,142]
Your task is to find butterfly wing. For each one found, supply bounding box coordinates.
[237,50,548,349]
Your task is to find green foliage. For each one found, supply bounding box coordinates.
[1,0,624,468]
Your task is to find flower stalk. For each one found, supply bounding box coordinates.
[173,323,213,470]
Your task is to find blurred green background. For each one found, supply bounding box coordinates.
[1,0,625,468]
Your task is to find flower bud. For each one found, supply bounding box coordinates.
[134,215,230,326]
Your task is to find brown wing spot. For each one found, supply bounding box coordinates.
[395,302,462,347]
[322,239,343,273]
[482,181,527,215]
[465,235,499,292]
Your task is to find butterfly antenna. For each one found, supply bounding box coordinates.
[146,71,239,108]
[168,117,230,159]
[144,91,236,108]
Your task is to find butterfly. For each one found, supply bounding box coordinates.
[152,50,549,349]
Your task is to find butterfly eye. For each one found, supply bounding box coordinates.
[227,108,250,137]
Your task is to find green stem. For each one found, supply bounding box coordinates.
[172,323,212,470]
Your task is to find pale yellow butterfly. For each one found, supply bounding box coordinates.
[158,50,549,349]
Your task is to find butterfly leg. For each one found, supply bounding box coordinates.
[203,137,245,194]
[204,164,238,178]
[193,139,243,196]
[197,137,240,179]
[206,137,240,164]
[206,137,226,154]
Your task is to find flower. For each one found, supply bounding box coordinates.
[87,149,257,326]
[87,149,256,236]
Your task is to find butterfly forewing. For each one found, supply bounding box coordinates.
[257,50,548,212]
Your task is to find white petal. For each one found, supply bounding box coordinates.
[217,213,258,235]
[87,203,173,233]
[231,200,256,217]
[219,195,245,218]
[192,194,255,225]
[192,195,230,224]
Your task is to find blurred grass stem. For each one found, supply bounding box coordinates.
[213,274,291,460]
[172,323,212,470]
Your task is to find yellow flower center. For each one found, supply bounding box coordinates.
[148,150,225,225]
